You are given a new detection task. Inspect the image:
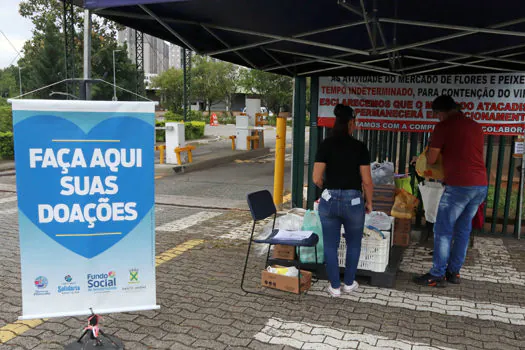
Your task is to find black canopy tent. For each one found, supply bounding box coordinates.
[70,0,525,235]
[77,0,525,77]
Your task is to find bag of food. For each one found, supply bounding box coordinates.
[391,189,419,219]
[415,148,445,181]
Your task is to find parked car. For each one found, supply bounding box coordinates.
[241,106,274,117]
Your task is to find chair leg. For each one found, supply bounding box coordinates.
[265,244,272,266]
[296,248,301,295]
[240,223,257,294]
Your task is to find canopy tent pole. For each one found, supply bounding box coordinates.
[291,77,307,208]
[307,77,320,209]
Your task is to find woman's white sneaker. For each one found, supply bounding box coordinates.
[328,285,341,297]
[343,281,359,293]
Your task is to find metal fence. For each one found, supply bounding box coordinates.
[356,130,522,236]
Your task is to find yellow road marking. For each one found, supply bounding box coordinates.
[156,239,204,267]
[155,175,163,180]
[0,239,205,343]
[0,319,46,343]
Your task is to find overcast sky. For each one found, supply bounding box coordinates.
[0,0,33,69]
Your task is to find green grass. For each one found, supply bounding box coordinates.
[486,185,524,220]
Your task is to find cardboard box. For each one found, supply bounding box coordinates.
[261,267,312,294]
[272,244,295,260]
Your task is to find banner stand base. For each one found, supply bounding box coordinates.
[64,309,124,350]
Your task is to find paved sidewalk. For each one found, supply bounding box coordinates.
[0,194,524,349]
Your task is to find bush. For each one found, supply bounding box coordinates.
[164,110,184,121]
[218,112,235,125]
[185,121,205,140]
[155,120,166,142]
[188,110,206,122]
[154,120,204,142]
[0,106,13,133]
[0,131,14,159]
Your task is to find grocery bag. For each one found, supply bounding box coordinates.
[418,181,444,223]
[297,210,324,264]
[415,149,445,181]
[395,175,414,195]
[371,161,395,185]
[391,189,419,219]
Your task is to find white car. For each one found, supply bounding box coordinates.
[241,107,274,117]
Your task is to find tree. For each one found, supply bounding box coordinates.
[0,66,18,99]
[151,68,184,113]
[239,69,292,114]
[17,0,137,100]
[192,56,239,114]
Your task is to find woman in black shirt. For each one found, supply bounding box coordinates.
[313,104,373,297]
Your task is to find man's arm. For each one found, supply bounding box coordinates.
[427,147,441,165]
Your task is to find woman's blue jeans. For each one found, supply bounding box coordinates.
[318,189,365,289]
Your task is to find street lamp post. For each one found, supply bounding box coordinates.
[112,49,122,101]
[18,66,23,96]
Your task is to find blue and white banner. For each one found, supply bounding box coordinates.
[11,100,158,319]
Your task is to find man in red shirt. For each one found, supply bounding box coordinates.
[414,95,488,287]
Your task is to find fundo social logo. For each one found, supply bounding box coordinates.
[87,271,117,292]
[58,274,80,294]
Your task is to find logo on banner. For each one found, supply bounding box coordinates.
[34,276,50,296]
[129,268,139,284]
[58,274,80,294]
[87,271,117,292]
[122,268,146,292]
[15,116,154,259]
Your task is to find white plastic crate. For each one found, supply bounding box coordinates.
[338,230,391,273]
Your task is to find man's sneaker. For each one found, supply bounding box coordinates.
[328,285,341,297]
[446,271,461,284]
[413,273,446,287]
[343,281,359,293]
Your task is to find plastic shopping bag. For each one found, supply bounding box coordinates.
[297,210,324,264]
[365,211,392,231]
[391,189,419,219]
[395,175,414,195]
[418,181,444,223]
[371,161,395,185]
[415,149,445,181]
[257,211,304,240]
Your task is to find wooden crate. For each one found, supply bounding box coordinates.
[393,218,412,247]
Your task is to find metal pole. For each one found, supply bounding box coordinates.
[112,50,121,101]
[274,116,287,208]
[83,9,92,100]
[518,130,525,239]
[18,67,22,96]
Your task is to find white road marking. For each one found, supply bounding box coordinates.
[254,317,457,350]
[156,211,222,232]
[308,283,525,325]
[400,237,525,286]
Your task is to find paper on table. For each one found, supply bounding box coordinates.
[274,229,313,241]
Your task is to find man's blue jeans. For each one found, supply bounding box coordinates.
[430,185,488,277]
[318,190,365,289]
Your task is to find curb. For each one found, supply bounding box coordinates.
[172,147,271,175]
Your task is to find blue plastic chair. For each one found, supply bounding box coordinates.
[240,190,319,295]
